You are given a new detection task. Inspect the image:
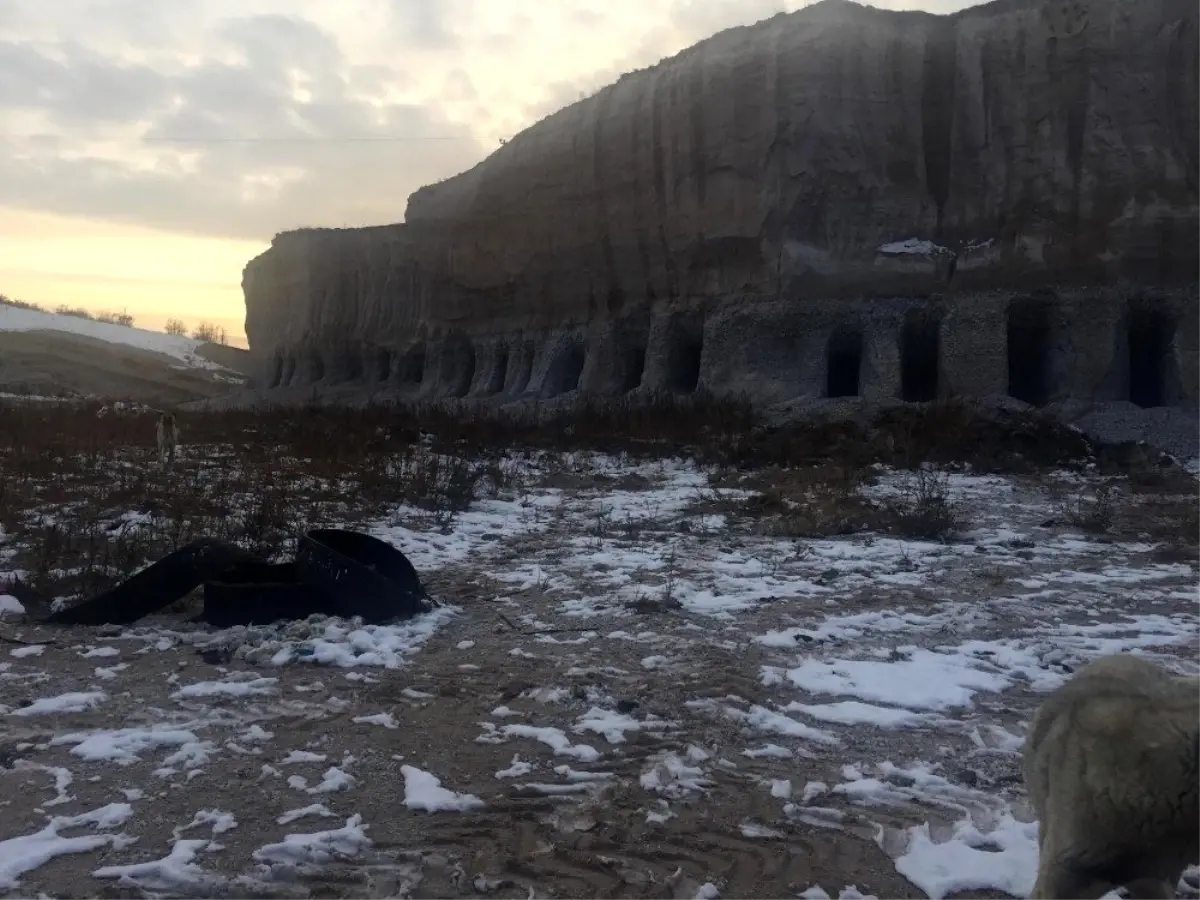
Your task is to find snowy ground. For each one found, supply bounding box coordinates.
[1,452,1197,899]
[0,304,228,372]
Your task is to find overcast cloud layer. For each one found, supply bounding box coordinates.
[0,0,975,241]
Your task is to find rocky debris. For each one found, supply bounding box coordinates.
[1071,403,1200,463]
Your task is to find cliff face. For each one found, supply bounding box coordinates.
[244,0,1199,409]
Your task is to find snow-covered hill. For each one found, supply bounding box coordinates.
[0,304,226,371]
[0,305,248,404]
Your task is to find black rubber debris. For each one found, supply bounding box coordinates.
[296,528,427,623]
[43,530,430,628]
[46,538,258,626]
[201,561,329,628]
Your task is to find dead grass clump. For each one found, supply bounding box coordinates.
[0,294,44,312]
[705,462,972,541]
[1057,482,1120,534]
[0,403,514,608]
[705,464,880,538]
[0,391,1173,611]
[172,395,1105,477]
[882,467,965,541]
[1132,494,1199,563]
[1122,463,1197,496]
[355,447,511,529]
[872,401,1095,473]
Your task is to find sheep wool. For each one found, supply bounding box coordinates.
[1023,653,1200,899]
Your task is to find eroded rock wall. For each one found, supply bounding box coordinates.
[243,0,1199,410]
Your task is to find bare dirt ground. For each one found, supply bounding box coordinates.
[0,612,919,900]
[0,402,1196,899]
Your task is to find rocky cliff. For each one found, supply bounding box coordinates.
[244,0,1199,410]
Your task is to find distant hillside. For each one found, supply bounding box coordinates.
[0,305,247,405]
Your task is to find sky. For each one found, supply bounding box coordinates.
[0,0,978,348]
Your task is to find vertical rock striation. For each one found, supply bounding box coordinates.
[243,0,1199,410]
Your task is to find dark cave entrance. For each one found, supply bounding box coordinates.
[1006,298,1054,407]
[280,356,295,387]
[397,344,425,385]
[268,353,284,389]
[900,311,940,402]
[485,347,509,395]
[375,349,392,383]
[308,352,326,384]
[446,341,476,398]
[621,341,647,393]
[1127,308,1173,408]
[545,343,585,396]
[512,344,534,394]
[665,330,703,394]
[826,326,864,398]
[338,351,363,383]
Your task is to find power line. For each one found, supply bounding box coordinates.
[143,136,473,143]
[0,134,476,143]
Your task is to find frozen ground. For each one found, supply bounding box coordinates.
[0,454,1197,899]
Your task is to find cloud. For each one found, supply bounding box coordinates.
[0,41,171,125]
[0,9,486,240]
[0,267,235,290]
[387,0,462,49]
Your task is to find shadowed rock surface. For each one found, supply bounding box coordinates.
[242,0,1199,417]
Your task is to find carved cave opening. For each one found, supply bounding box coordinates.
[397,344,426,385]
[512,344,534,394]
[665,329,703,394]
[281,356,296,387]
[1127,308,1174,408]
[826,326,864,398]
[307,352,326,384]
[335,350,364,384]
[444,341,476,398]
[1006,298,1056,407]
[375,349,392,382]
[621,341,647,393]
[545,343,585,396]
[268,353,284,389]
[900,311,940,402]
[485,347,510,395]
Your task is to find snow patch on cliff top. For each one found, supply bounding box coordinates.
[876,238,953,258]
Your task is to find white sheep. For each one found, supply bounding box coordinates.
[1023,653,1199,899]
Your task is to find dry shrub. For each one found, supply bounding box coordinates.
[882,467,965,541]
[873,401,1095,473]
[0,389,1165,607]
[0,403,510,606]
[1134,493,1199,563]
[707,462,967,541]
[171,394,1103,475]
[1058,482,1120,534]
[0,294,44,312]
[706,464,879,538]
